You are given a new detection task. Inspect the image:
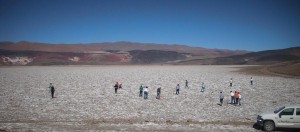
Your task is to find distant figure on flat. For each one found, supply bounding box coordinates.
[185,80,189,88]
[200,82,205,92]
[238,92,242,105]
[230,91,234,104]
[176,84,180,95]
[230,78,233,87]
[139,84,144,97]
[156,87,161,99]
[234,91,239,105]
[219,91,224,106]
[144,86,149,99]
[114,82,122,94]
[250,77,253,85]
[49,83,55,98]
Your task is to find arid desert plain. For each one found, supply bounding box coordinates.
[0,66,299,131]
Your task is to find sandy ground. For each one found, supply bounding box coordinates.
[0,65,299,131]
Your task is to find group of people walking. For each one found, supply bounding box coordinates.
[47,77,253,107]
[219,91,241,106]
[139,85,160,99]
[218,77,254,106]
[230,91,242,105]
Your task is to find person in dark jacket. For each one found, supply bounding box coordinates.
[200,82,205,92]
[219,91,224,106]
[49,83,55,98]
[156,87,161,99]
[114,82,119,94]
[185,80,189,88]
[176,84,180,95]
[139,85,144,97]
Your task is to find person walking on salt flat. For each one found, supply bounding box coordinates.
[144,86,149,99]
[250,77,253,85]
[176,84,180,95]
[185,80,189,88]
[49,83,55,98]
[230,91,234,104]
[234,91,239,105]
[139,84,144,97]
[219,91,224,106]
[200,82,205,92]
[238,92,242,105]
[230,78,233,87]
[114,82,122,94]
[156,87,161,99]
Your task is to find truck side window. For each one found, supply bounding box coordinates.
[280,108,294,116]
[297,108,300,116]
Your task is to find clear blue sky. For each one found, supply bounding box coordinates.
[0,0,299,51]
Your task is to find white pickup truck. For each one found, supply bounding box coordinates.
[257,105,300,131]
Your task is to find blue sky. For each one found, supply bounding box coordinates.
[0,0,299,51]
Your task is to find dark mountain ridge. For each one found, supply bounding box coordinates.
[0,41,298,66]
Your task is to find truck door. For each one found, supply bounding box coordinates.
[278,108,295,128]
[295,108,300,128]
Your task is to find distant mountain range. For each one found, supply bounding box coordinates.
[0,41,299,65]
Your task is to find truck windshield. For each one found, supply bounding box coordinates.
[274,106,285,113]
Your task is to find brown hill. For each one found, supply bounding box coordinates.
[0,41,248,57]
[238,60,300,78]
[0,41,251,65]
[177,47,300,65]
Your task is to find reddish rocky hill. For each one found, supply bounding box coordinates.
[0,41,248,56]
[0,41,250,65]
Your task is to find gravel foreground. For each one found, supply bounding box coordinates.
[0,65,299,131]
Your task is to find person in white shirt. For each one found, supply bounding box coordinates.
[230,78,233,87]
[250,77,253,85]
[238,92,242,105]
[144,86,149,99]
[176,84,180,95]
[230,91,234,104]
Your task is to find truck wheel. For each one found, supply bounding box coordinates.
[263,121,275,131]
